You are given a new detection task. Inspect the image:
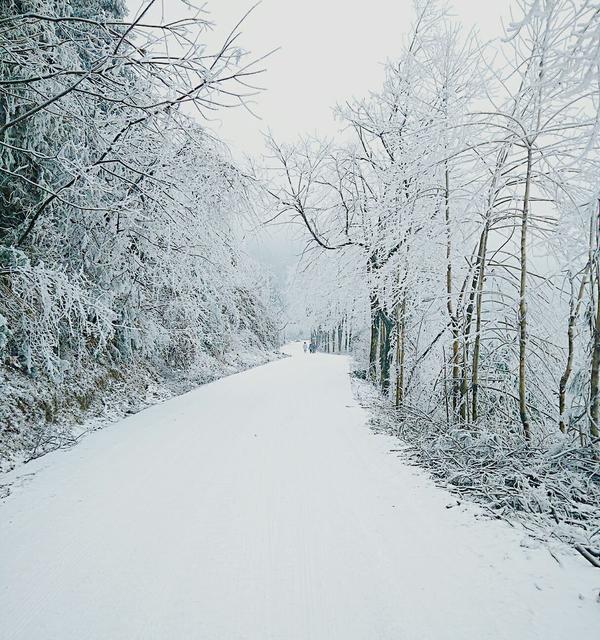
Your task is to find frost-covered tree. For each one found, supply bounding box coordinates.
[268,0,600,451]
[0,0,279,453]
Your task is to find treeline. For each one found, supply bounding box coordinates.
[310,318,353,354]
[0,0,278,453]
[272,0,600,448]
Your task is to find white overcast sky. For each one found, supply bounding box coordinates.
[126,0,512,158]
[124,1,514,280]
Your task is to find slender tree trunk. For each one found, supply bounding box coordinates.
[369,314,379,379]
[379,311,393,394]
[589,202,600,444]
[395,294,406,408]
[442,346,450,424]
[589,267,600,442]
[460,340,469,423]
[471,140,511,423]
[367,253,380,381]
[369,295,380,382]
[518,144,533,442]
[444,165,463,421]
[471,223,489,423]
[559,270,588,433]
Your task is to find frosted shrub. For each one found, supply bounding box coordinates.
[0,261,114,377]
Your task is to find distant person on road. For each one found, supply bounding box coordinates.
[309,342,316,354]
[303,341,308,353]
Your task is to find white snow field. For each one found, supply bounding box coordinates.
[1,343,599,640]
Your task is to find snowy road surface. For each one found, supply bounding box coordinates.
[1,343,599,639]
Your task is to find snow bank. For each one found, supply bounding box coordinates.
[0,345,283,476]
[353,377,600,550]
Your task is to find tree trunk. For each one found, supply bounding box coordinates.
[395,295,406,408]
[471,223,489,423]
[589,202,600,445]
[518,145,533,443]
[444,165,463,421]
[369,294,380,382]
[379,311,393,395]
[559,270,588,433]
[589,268,600,442]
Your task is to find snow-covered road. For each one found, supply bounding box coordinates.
[1,343,599,639]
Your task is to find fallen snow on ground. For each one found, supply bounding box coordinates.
[1,342,599,639]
